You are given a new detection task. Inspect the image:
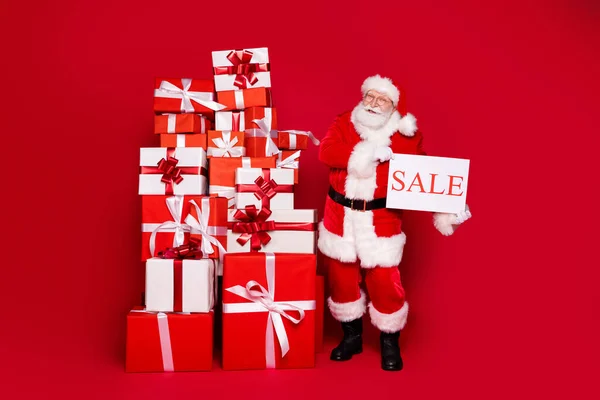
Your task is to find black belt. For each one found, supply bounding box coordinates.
[328,187,387,211]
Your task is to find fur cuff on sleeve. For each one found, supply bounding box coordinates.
[347,141,378,178]
[433,212,456,236]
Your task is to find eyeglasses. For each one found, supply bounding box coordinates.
[363,92,393,107]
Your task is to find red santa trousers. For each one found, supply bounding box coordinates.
[325,255,409,333]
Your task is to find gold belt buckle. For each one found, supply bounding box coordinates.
[350,199,367,212]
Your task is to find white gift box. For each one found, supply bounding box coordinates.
[145,258,216,313]
[212,47,271,92]
[226,209,317,255]
[139,147,208,195]
[215,111,245,131]
[234,168,295,210]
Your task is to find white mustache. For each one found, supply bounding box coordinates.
[363,105,383,114]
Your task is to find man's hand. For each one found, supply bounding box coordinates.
[373,146,394,163]
[433,205,472,236]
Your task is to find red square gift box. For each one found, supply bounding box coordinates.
[159,134,207,149]
[153,78,225,120]
[206,130,245,157]
[216,87,272,111]
[126,307,213,372]
[154,113,211,134]
[141,195,227,261]
[221,253,316,370]
[208,156,276,208]
[212,47,271,92]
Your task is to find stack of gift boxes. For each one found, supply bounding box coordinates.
[126,47,324,372]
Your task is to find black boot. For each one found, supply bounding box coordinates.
[330,318,363,361]
[380,331,403,371]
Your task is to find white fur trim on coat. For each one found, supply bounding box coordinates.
[361,75,400,105]
[433,212,456,236]
[328,291,367,322]
[318,210,406,268]
[368,301,409,333]
[397,113,418,137]
[318,220,357,263]
[347,140,379,179]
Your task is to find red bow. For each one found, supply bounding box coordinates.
[157,156,184,186]
[158,237,203,259]
[253,175,278,202]
[231,205,275,251]
[226,49,260,89]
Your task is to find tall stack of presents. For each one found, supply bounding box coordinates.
[126,47,326,371]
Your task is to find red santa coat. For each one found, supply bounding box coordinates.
[317,107,425,268]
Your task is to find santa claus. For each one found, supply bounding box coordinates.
[318,75,472,371]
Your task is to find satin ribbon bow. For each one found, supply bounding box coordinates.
[232,205,275,251]
[158,237,203,259]
[226,50,259,89]
[251,118,280,156]
[253,175,279,203]
[148,196,192,257]
[157,79,226,112]
[157,156,183,185]
[210,133,244,157]
[226,280,305,358]
[184,200,228,263]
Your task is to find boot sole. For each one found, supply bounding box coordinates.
[330,347,363,361]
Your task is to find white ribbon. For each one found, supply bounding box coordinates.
[209,185,236,207]
[234,91,245,110]
[241,157,252,168]
[184,199,228,263]
[207,131,245,157]
[276,150,301,170]
[248,118,280,156]
[155,79,225,112]
[130,310,174,372]
[166,114,177,133]
[176,134,186,147]
[146,196,191,257]
[223,253,316,368]
[281,130,320,149]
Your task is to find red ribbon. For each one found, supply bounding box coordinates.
[231,205,275,251]
[232,111,242,131]
[140,148,207,195]
[212,49,270,89]
[235,169,293,209]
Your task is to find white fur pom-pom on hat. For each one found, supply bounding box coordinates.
[361,75,400,106]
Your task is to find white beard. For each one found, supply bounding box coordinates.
[353,103,393,129]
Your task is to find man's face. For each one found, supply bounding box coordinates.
[354,89,395,129]
[362,90,395,114]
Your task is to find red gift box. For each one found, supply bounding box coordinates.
[216,87,272,111]
[244,107,277,131]
[222,253,316,370]
[154,114,211,134]
[126,307,213,372]
[207,130,245,157]
[276,150,301,184]
[153,78,224,119]
[315,275,324,353]
[276,130,320,150]
[141,195,228,261]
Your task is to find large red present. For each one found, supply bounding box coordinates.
[141,195,227,261]
[126,307,213,372]
[212,47,271,92]
[154,113,211,134]
[207,130,245,157]
[208,156,276,208]
[222,253,316,370]
[244,118,280,157]
[153,78,225,119]
[216,87,272,111]
[244,107,277,132]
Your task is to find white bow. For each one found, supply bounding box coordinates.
[155,79,225,112]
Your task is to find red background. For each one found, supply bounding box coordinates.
[1,0,598,398]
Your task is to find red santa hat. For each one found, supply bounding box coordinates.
[361,74,417,136]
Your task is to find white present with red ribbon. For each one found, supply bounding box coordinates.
[215,111,245,131]
[226,207,317,254]
[139,147,208,195]
[212,48,271,92]
[235,167,295,210]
